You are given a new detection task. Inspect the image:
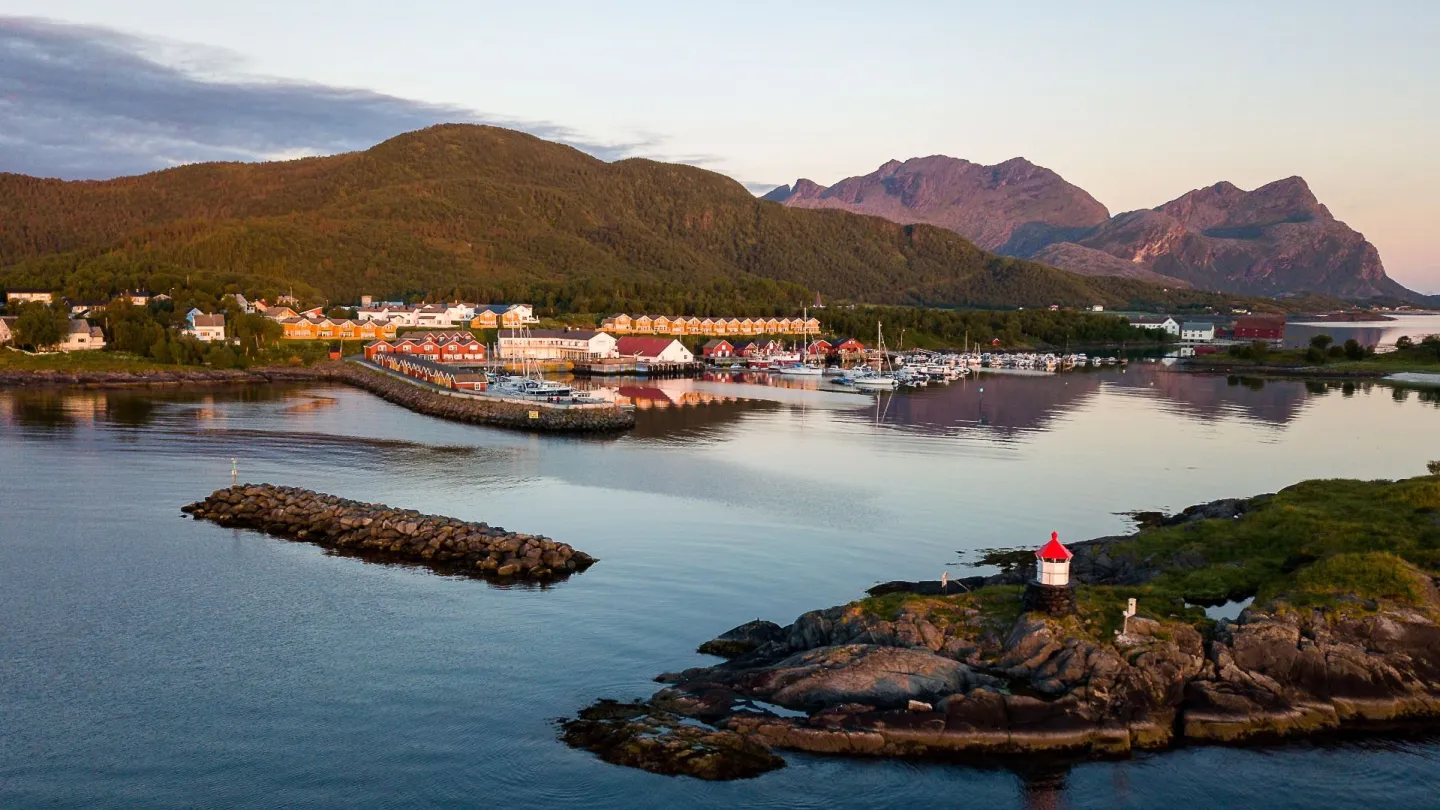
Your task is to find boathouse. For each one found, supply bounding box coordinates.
[702,339,734,359]
[373,351,488,391]
[615,337,694,363]
[1233,315,1286,341]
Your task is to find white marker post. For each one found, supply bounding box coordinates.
[940,571,949,594]
[231,457,238,487]
[1122,597,1138,636]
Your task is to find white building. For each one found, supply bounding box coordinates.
[231,294,256,314]
[1132,316,1180,336]
[1181,322,1215,342]
[0,316,15,344]
[5,289,53,305]
[498,329,617,361]
[57,319,106,352]
[615,337,695,363]
[186,313,227,342]
[357,305,419,327]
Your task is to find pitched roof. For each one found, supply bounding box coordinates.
[518,329,603,340]
[192,314,226,328]
[702,338,733,349]
[1035,533,1072,561]
[1181,322,1213,331]
[616,336,684,357]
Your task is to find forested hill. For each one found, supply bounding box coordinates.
[0,124,1308,314]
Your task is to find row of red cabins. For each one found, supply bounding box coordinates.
[362,331,487,363]
[701,336,867,360]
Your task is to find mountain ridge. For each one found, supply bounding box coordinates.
[765,160,1421,302]
[0,124,1265,314]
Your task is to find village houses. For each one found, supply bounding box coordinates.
[1180,322,1216,342]
[363,332,487,364]
[185,312,228,343]
[4,289,54,305]
[600,314,820,337]
[57,319,107,352]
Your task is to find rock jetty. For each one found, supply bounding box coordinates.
[183,484,597,583]
[340,362,634,432]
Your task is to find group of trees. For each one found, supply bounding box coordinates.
[6,302,71,350]
[1301,334,1371,362]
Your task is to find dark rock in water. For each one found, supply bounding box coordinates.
[182,484,596,584]
[866,577,986,597]
[697,620,786,658]
[558,700,785,780]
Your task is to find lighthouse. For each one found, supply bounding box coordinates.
[1023,531,1078,616]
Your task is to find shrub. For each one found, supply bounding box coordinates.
[1310,334,1334,351]
[1428,460,1440,476]
[1304,347,1326,363]
[1343,339,1365,360]
[1293,552,1431,604]
[1328,345,1345,358]
[1396,335,1414,350]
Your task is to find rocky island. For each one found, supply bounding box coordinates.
[184,484,597,583]
[561,473,1440,779]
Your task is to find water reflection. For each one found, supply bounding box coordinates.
[1285,313,1440,349]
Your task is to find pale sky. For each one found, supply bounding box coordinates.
[2,1,1436,292]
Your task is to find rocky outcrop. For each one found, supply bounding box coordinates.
[766,156,1110,252]
[563,486,1440,778]
[183,484,596,583]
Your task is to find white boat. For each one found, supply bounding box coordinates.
[776,364,824,376]
[852,375,899,390]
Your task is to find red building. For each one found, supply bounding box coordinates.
[1233,316,1286,341]
[701,339,734,358]
[806,339,832,357]
[829,337,866,357]
[363,333,486,363]
[734,338,782,357]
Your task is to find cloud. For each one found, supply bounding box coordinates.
[743,181,784,196]
[0,16,657,179]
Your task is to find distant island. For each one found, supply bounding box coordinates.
[561,470,1440,780]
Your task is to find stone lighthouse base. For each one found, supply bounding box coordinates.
[1023,581,1077,617]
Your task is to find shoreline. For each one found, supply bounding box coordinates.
[0,360,637,432]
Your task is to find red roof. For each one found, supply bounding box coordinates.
[1035,532,1072,561]
[616,337,682,358]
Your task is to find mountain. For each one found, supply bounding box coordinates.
[1047,178,1414,300]
[767,159,1420,302]
[0,124,1248,314]
[763,156,1111,253]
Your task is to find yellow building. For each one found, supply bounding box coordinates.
[599,314,820,336]
[281,317,397,341]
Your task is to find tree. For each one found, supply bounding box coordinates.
[1395,335,1414,350]
[13,303,69,350]
[1343,338,1365,360]
[1428,460,1440,476]
[1309,334,1334,351]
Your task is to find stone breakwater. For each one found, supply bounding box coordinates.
[183,484,597,583]
[338,362,635,433]
[0,360,636,433]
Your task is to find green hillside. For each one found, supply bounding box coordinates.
[0,124,1322,314]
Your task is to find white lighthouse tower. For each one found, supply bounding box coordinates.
[1023,531,1077,616]
[1036,531,1072,586]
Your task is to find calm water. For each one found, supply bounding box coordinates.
[1285,312,1440,349]
[3,366,1440,809]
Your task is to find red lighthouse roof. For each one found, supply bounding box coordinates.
[1035,532,1072,561]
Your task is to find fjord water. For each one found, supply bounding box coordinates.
[3,368,1439,809]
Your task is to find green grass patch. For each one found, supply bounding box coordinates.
[0,349,204,372]
[1084,475,1440,606]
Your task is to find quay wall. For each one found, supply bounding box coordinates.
[183,484,597,582]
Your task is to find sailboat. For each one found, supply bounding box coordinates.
[776,306,825,376]
[852,322,900,390]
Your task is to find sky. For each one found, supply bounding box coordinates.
[1,1,1437,293]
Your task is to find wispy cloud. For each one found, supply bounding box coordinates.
[0,16,659,179]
